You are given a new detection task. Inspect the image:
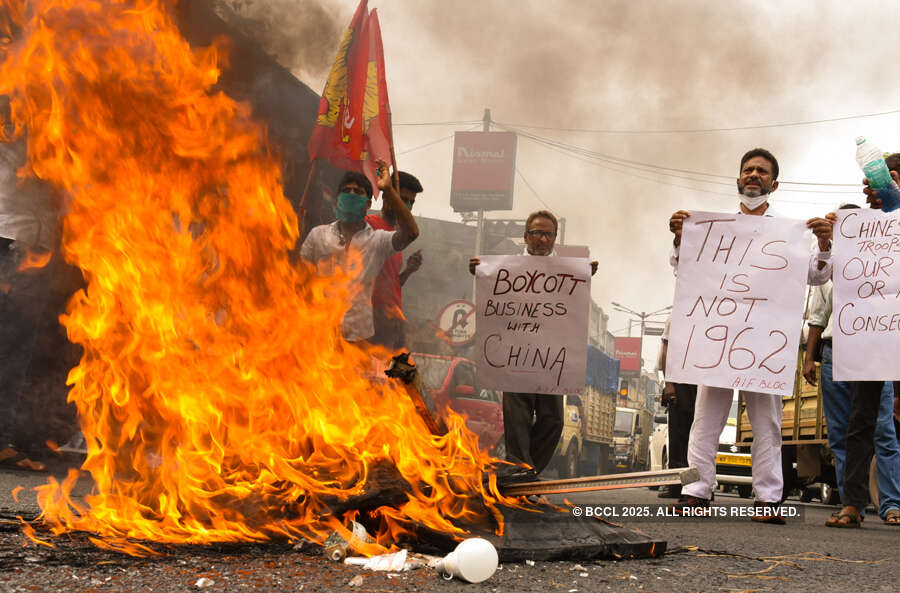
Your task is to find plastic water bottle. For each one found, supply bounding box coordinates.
[855,136,900,212]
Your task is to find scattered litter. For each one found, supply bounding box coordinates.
[525,559,535,566]
[194,577,215,588]
[629,575,638,580]
[386,573,403,579]
[572,564,586,571]
[579,572,589,577]
[24,556,40,563]
[324,521,375,562]
[347,575,365,587]
[434,538,498,584]
[345,549,409,572]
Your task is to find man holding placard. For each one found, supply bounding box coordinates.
[666,148,835,522]
[470,210,597,481]
[824,162,900,528]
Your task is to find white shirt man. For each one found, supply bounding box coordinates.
[667,148,834,522]
[299,163,418,343]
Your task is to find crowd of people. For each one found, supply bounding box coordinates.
[661,147,900,527]
[3,127,899,532]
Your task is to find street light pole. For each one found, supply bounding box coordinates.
[611,302,672,372]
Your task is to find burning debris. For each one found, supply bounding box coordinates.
[0,0,667,566]
[0,0,516,554]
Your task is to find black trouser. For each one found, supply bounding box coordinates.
[668,383,697,470]
[370,307,406,350]
[0,240,50,447]
[502,392,563,474]
[843,380,891,509]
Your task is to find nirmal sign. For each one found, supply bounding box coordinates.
[450,131,517,212]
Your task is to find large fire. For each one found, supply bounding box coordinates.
[0,0,516,554]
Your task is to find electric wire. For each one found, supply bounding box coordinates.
[500,123,860,193]
[494,108,900,135]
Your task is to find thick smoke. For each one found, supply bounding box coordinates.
[215,0,342,80]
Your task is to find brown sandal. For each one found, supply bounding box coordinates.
[825,507,861,528]
[884,509,900,526]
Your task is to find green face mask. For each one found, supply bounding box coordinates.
[335,192,369,223]
[403,200,413,211]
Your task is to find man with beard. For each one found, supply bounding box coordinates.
[365,171,423,350]
[667,148,834,522]
[470,210,598,481]
[300,160,418,344]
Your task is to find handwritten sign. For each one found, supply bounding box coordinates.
[665,213,809,395]
[475,255,590,394]
[832,208,900,381]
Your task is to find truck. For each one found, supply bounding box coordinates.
[732,349,839,503]
[613,406,652,472]
[552,346,620,478]
[726,347,896,505]
[555,387,616,477]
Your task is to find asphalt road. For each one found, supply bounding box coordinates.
[1,461,898,593]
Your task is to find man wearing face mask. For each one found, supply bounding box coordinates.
[666,148,835,522]
[366,171,424,350]
[300,160,419,343]
[470,211,598,481]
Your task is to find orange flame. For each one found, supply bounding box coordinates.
[15,249,52,271]
[0,0,520,554]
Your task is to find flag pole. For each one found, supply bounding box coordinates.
[297,159,318,240]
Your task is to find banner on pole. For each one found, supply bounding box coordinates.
[475,255,590,394]
[832,208,900,381]
[450,132,517,212]
[665,212,809,396]
[614,337,642,372]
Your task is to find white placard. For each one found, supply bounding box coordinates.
[665,212,810,395]
[832,208,900,381]
[475,255,590,394]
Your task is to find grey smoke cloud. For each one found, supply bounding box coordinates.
[216,0,900,355]
[216,0,343,79]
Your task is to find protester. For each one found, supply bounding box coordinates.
[366,171,424,349]
[803,241,900,526]
[470,210,598,480]
[821,160,900,528]
[657,317,697,499]
[667,148,835,522]
[0,136,57,472]
[299,160,418,344]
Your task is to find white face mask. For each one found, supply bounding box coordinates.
[739,192,769,211]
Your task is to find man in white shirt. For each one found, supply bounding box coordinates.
[299,160,418,343]
[667,148,835,522]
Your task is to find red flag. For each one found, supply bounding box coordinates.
[308,1,394,196]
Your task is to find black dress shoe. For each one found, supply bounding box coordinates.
[657,485,682,499]
[494,466,540,490]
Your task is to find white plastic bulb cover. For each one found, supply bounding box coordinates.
[438,537,499,583]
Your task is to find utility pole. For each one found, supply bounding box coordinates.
[472,108,490,298]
